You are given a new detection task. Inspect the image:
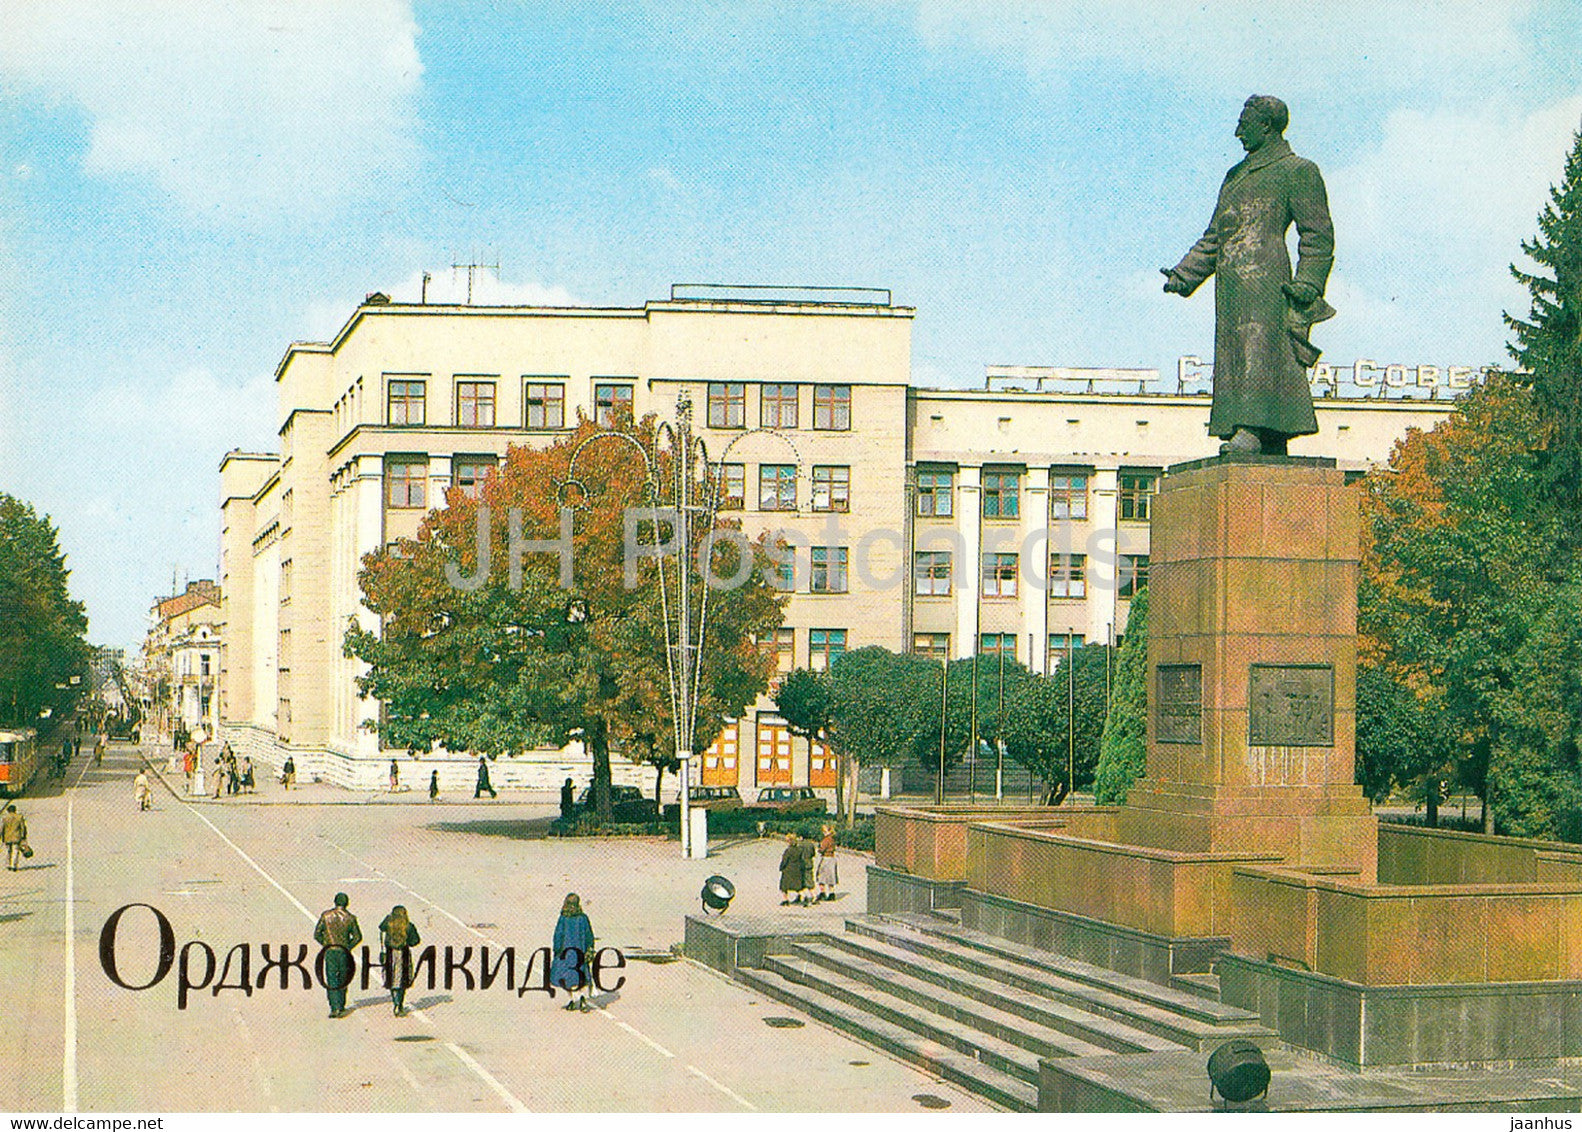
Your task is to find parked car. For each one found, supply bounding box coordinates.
[752,785,827,817]
[575,784,658,822]
[689,785,744,811]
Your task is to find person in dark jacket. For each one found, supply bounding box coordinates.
[551,893,595,1012]
[313,892,363,1018]
[428,770,439,802]
[378,904,421,1016]
[560,777,576,821]
[778,833,802,906]
[796,834,818,907]
[474,756,496,799]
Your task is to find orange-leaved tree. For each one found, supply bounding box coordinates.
[346,413,786,821]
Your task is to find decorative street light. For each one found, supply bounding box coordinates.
[564,390,801,858]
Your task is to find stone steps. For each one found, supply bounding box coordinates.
[847,914,1275,1051]
[775,941,1115,1063]
[814,931,1179,1055]
[735,965,1039,1111]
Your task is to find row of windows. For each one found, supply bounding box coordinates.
[910,632,1088,663]
[713,463,851,512]
[915,470,1158,522]
[704,382,852,430]
[914,552,1148,598]
[386,456,498,509]
[756,627,848,673]
[383,379,856,432]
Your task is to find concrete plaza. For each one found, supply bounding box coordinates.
[0,742,991,1113]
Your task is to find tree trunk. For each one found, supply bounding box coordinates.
[1425,777,1439,828]
[654,762,665,806]
[1483,779,1495,834]
[833,742,846,824]
[589,718,612,821]
[846,755,859,830]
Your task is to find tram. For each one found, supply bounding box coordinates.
[0,728,40,798]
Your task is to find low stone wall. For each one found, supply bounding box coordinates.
[866,864,965,915]
[965,818,1280,940]
[218,723,651,797]
[873,805,1069,880]
[1380,822,1582,885]
[1229,863,1582,985]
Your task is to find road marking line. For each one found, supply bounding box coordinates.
[62,750,92,1113]
[687,1064,758,1111]
[186,807,314,919]
[602,1011,674,1058]
[382,1047,426,1095]
[186,814,529,1111]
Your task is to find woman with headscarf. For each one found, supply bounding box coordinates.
[551,893,596,1012]
[378,904,421,1016]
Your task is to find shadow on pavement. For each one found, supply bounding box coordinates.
[426,817,558,841]
[0,910,34,924]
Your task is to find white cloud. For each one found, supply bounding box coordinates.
[0,1,423,223]
[913,1,1529,95]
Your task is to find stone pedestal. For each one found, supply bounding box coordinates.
[1115,455,1376,880]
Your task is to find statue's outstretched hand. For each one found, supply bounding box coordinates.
[1160,268,1190,295]
[1281,280,1319,306]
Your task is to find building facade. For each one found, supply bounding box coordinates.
[220,287,1469,794]
[141,580,222,741]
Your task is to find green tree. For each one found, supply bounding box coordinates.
[346,415,786,821]
[0,494,90,730]
[1094,587,1148,805]
[1000,645,1111,801]
[1360,374,1580,836]
[1354,663,1453,814]
[1508,120,1582,549]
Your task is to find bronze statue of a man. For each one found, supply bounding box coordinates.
[1162,95,1335,456]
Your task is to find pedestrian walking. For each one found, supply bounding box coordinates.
[241,757,255,793]
[94,734,106,767]
[797,832,818,906]
[212,755,225,799]
[560,777,576,821]
[183,747,196,785]
[428,770,439,802]
[778,833,802,906]
[389,759,400,793]
[551,893,595,1012]
[134,770,152,812]
[378,904,421,1016]
[281,756,296,790]
[474,756,496,799]
[312,893,363,1019]
[816,824,839,902]
[2,804,28,871]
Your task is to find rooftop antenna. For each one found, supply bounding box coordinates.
[451,253,501,305]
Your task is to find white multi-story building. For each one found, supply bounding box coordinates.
[219,286,1473,793]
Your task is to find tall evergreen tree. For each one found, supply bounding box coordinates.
[1508,119,1582,550]
[1094,588,1148,805]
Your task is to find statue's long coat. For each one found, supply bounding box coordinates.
[1171,138,1334,439]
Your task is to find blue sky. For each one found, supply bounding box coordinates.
[0,1,1579,648]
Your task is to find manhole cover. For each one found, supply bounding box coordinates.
[912,1094,951,1109]
[470,923,498,929]
[394,1035,434,1043]
[763,1016,805,1029]
[849,1060,870,1067]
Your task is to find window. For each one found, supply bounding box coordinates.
[811,547,848,594]
[982,471,1020,519]
[757,628,796,674]
[914,551,953,596]
[714,463,745,510]
[456,381,496,427]
[594,383,633,426]
[809,629,847,671]
[386,457,427,509]
[983,552,1019,598]
[387,379,426,425]
[200,654,211,677]
[771,555,796,592]
[759,464,797,511]
[707,382,746,429]
[525,381,565,429]
[812,384,851,430]
[1050,553,1087,598]
[916,469,953,517]
[1050,472,1089,520]
[811,465,850,512]
[1119,472,1158,521]
[761,383,799,428]
[912,632,951,659]
[980,633,1016,660]
[1119,554,1150,598]
[452,456,498,500]
[1048,633,1086,668]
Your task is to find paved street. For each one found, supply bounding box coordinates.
[0,742,990,1113]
